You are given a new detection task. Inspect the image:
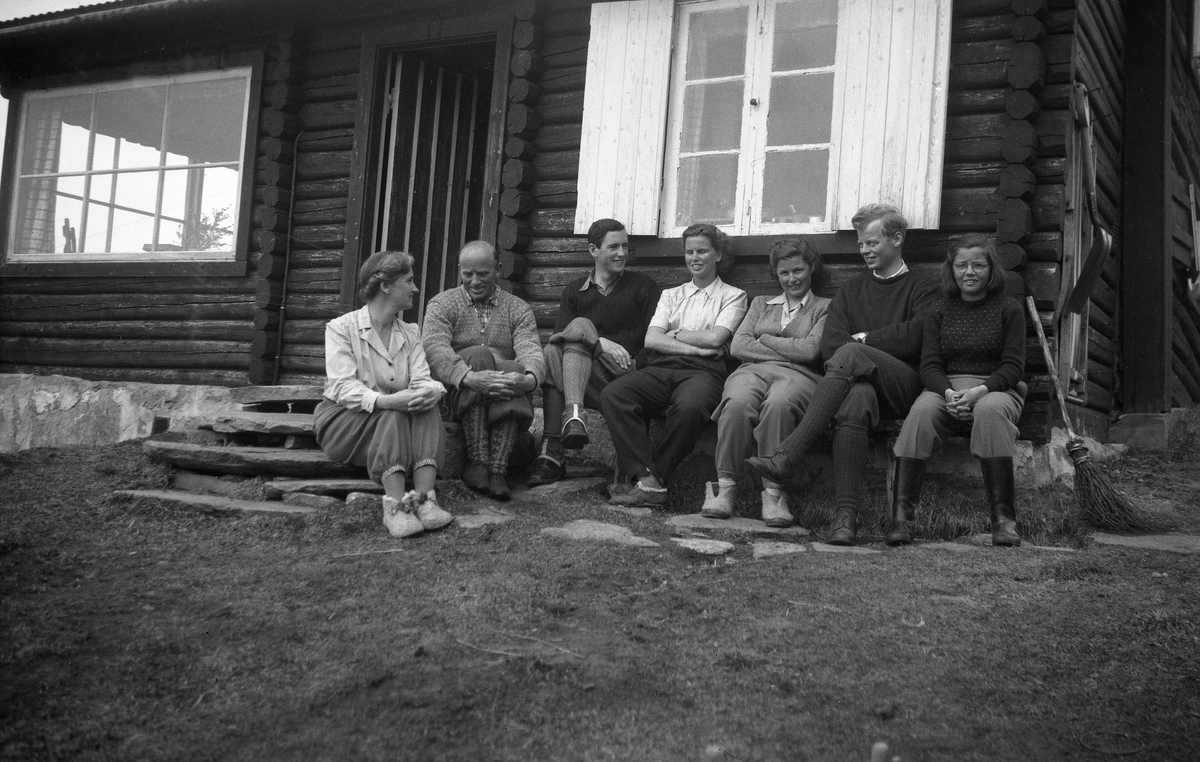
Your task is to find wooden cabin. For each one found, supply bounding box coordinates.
[1,0,1198,444]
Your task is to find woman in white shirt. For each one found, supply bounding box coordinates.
[706,240,830,527]
[599,223,748,507]
[315,251,453,539]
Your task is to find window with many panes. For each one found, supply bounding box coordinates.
[6,68,252,263]
[663,0,837,234]
[575,0,951,237]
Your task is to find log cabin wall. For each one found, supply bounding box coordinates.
[1167,0,1200,406]
[506,0,1078,442]
[0,9,290,387]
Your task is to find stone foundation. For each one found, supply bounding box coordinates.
[0,374,241,453]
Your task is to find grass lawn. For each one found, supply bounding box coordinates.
[1,436,1198,762]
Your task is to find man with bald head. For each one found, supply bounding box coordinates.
[423,241,546,499]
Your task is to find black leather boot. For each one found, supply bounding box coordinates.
[885,457,925,546]
[826,508,857,545]
[980,457,1021,547]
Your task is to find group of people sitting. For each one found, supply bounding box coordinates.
[316,203,1027,548]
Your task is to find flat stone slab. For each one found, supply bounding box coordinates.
[752,541,809,559]
[457,507,516,529]
[668,514,811,536]
[263,478,382,498]
[346,492,383,510]
[1092,532,1200,555]
[282,492,345,510]
[143,441,360,478]
[522,477,603,499]
[672,538,734,556]
[115,489,315,517]
[228,385,324,405]
[206,412,314,436]
[540,519,659,547]
[170,470,248,497]
[811,542,883,555]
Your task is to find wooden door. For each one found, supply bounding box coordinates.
[371,41,494,323]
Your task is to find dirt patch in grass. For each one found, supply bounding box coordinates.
[2,439,1199,761]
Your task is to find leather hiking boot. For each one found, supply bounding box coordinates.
[382,494,424,539]
[981,457,1021,547]
[527,454,565,486]
[608,480,667,508]
[744,449,796,486]
[700,482,734,519]
[560,405,590,450]
[415,490,454,531]
[885,457,925,546]
[761,490,794,528]
[826,508,857,546]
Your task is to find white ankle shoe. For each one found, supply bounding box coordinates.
[761,490,795,528]
[415,490,454,531]
[382,493,424,539]
[700,481,735,519]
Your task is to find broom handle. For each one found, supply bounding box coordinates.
[1025,296,1079,440]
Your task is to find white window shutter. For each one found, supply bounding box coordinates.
[574,0,675,235]
[828,0,951,229]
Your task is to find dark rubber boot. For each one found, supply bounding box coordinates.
[885,457,925,546]
[980,457,1021,547]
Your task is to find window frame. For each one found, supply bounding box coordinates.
[661,0,838,237]
[0,51,262,278]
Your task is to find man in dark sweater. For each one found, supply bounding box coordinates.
[745,204,940,544]
[528,218,661,485]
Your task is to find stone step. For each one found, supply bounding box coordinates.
[203,412,315,436]
[143,440,361,478]
[228,385,324,405]
[115,489,316,516]
[262,478,383,498]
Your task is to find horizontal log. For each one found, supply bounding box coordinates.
[253,310,279,331]
[256,252,288,281]
[543,9,591,36]
[305,47,360,79]
[228,384,323,405]
[289,248,344,268]
[511,19,543,50]
[295,177,350,200]
[533,149,580,181]
[509,78,542,105]
[278,371,326,386]
[297,127,355,153]
[527,207,575,236]
[292,197,348,226]
[279,355,326,375]
[296,150,352,181]
[539,65,586,95]
[287,269,341,293]
[261,110,301,139]
[1,337,250,369]
[0,276,254,296]
[538,90,584,125]
[510,50,544,79]
[0,364,249,387]
[299,99,358,131]
[302,73,358,103]
[259,136,295,162]
[507,103,541,138]
[283,319,326,344]
[939,185,1063,232]
[500,188,535,217]
[290,223,345,248]
[1,293,255,321]
[0,320,254,341]
[285,293,350,321]
[264,81,302,113]
[536,123,582,152]
[998,164,1037,198]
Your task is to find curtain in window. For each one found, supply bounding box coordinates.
[14,104,63,254]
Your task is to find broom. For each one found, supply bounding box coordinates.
[1025,296,1158,531]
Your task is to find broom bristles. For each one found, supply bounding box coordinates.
[1067,439,1161,532]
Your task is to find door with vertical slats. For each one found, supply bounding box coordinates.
[372,41,494,323]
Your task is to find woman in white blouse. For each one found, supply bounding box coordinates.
[315,251,453,539]
[705,240,830,527]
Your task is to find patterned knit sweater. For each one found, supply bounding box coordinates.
[422,286,547,388]
[920,292,1026,394]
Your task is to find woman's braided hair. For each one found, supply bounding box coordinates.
[357,250,415,301]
